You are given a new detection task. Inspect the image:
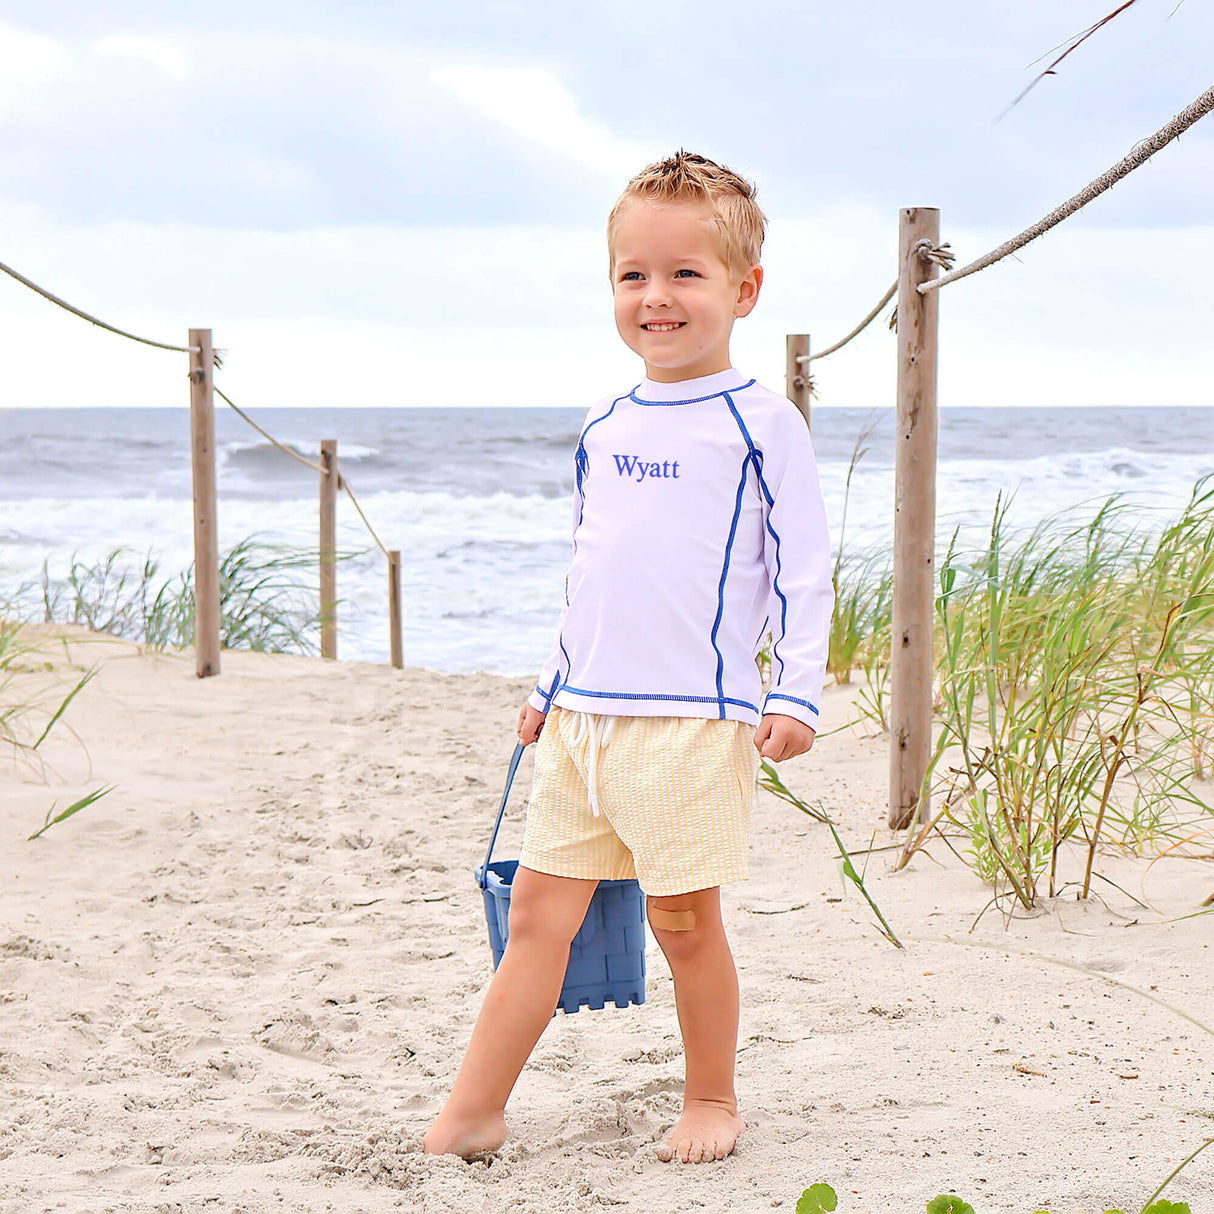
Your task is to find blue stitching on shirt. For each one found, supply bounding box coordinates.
[570,392,621,532]
[765,692,820,716]
[577,393,627,471]
[572,392,625,508]
[629,378,756,407]
[557,632,572,691]
[754,614,770,653]
[555,685,759,713]
[551,393,627,701]
[751,472,790,688]
[711,449,759,719]
[535,675,561,710]
[721,391,789,688]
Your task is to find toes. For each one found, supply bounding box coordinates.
[657,1125,739,1165]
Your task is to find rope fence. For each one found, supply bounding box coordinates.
[214,383,391,555]
[337,476,392,560]
[198,385,403,664]
[0,257,201,355]
[794,234,956,367]
[213,385,326,474]
[0,256,403,672]
[921,82,1214,295]
[798,281,895,365]
[776,81,1214,832]
[792,81,1212,372]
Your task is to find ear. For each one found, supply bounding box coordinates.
[734,264,763,318]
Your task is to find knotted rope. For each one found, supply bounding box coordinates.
[921,83,1214,294]
[214,384,391,558]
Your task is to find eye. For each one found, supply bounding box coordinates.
[619,271,642,282]
[674,269,700,278]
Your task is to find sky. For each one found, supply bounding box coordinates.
[0,1,1211,409]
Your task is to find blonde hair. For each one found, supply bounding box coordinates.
[607,150,766,279]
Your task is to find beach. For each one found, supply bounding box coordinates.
[2,623,1213,1213]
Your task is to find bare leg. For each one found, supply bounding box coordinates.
[647,886,745,1163]
[422,867,597,1158]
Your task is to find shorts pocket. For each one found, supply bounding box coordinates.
[735,722,758,807]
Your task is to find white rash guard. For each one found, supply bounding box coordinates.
[528,367,834,731]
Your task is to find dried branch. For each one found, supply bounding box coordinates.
[1002,0,1143,117]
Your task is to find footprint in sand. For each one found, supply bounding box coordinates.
[254,1011,336,1059]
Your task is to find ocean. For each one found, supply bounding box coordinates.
[1,404,1211,675]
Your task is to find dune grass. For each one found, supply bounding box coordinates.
[0,620,112,835]
[827,423,893,692]
[824,476,1214,908]
[0,621,96,774]
[1,535,352,835]
[9,535,345,656]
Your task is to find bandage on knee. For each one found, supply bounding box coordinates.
[647,903,696,931]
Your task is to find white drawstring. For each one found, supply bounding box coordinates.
[568,711,617,816]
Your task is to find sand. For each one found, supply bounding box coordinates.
[1,623,1212,1214]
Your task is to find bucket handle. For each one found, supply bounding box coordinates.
[478,741,525,889]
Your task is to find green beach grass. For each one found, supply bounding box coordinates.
[0,619,95,773]
[5,535,345,657]
[818,476,1214,908]
[1,536,345,836]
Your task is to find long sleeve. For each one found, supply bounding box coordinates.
[527,444,587,714]
[755,406,834,729]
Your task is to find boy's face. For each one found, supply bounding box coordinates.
[610,199,762,383]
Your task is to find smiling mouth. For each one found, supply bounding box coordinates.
[641,322,685,332]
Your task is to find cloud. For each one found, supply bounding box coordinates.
[0,32,610,227]
[430,65,652,178]
[3,12,1209,231]
[92,34,189,80]
[0,24,68,84]
[0,199,610,326]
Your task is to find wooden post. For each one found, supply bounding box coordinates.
[319,440,338,660]
[388,549,403,669]
[188,328,221,678]
[785,333,811,427]
[889,208,942,830]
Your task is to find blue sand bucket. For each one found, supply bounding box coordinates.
[474,742,647,1015]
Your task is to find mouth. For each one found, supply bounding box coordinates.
[641,322,686,333]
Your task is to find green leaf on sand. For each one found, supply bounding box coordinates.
[796,1184,838,1214]
[927,1198,975,1214]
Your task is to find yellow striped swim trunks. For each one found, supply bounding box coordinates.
[519,705,760,897]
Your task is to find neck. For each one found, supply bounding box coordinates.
[643,357,733,383]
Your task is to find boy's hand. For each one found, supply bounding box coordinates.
[517,702,547,746]
[754,713,815,762]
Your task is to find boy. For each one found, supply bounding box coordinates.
[424,151,833,1165]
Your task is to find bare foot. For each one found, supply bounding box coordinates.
[422,1108,507,1159]
[654,1100,744,1163]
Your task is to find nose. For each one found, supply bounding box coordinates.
[642,278,673,309]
